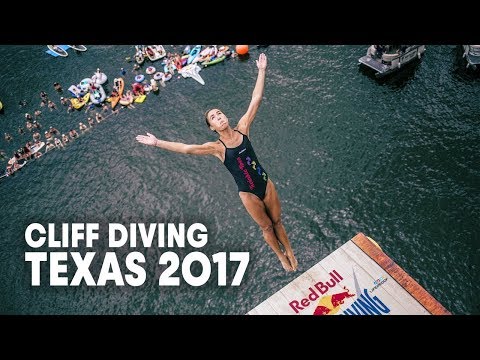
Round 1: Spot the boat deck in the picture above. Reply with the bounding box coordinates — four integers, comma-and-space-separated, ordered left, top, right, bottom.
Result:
359, 55, 389, 74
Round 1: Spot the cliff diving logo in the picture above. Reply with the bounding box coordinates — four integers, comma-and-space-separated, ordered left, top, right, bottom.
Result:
313, 286, 356, 315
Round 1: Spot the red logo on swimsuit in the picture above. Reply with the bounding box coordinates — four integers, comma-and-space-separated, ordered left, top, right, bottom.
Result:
237, 157, 255, 190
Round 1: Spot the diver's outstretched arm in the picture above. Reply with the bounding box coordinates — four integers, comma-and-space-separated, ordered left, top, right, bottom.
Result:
136, 132, 218, 156
237, 53, 267, 135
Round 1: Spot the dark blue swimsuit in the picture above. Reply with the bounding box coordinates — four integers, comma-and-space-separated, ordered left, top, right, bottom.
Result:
219, 130, 269, 200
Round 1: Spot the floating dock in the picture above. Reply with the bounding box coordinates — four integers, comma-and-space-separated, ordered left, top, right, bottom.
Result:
248, 233, 450, 315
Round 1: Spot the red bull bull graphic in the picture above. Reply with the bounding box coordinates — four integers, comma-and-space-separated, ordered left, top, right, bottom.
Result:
288, 270, 345, 314
313, 286, 356, 315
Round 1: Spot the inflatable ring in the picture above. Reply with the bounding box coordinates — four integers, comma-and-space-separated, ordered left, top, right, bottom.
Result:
146, 66, 156, 75
153, 72, 164, 81
79, 78, 93, 92
163, 73, 172, 82
135, 74, 145, 83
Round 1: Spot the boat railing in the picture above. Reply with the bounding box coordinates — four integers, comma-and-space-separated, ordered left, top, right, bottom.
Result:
381, 52, 398, 64
468, 45, 480, 56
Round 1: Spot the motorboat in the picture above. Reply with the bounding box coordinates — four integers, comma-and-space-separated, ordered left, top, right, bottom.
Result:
359, 45, 426, 77
462, 45, 480, 69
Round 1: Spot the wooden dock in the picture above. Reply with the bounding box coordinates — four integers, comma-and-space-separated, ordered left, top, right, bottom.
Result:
248, 233, 450, 315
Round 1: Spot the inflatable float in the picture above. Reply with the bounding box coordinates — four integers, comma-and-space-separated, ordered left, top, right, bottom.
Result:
119, 91, 134, 106
109, 78, 123, 109
69, 45, 87, 52
203, 55, 226, 67
131, 82, 145, 95
90, 84, 106, 105
143, 83, 152, 92
79, 78, 93, 92
68, 85, 83, 97
187, 45, 202, 64
179, 64, 205, 85
150, 79, 159, 92
134, 94, 146, 103
92, 68, 107, 85
70, 93, 90, 110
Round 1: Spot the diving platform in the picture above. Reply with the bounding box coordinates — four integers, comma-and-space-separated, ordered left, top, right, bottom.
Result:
248, 233, 450, 315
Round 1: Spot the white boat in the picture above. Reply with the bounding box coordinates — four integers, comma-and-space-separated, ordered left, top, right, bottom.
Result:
69, 45, 87, 52
462, 45, 480, 69
179, 64, 205, 85
359, 45, 426, 77
47, 45, 68, 57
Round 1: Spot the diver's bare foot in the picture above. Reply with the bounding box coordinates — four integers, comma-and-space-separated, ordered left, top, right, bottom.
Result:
278, 253, 294, 272
286, 252, 298, 271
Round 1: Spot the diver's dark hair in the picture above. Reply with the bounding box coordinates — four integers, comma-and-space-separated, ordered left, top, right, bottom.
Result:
204, 109, 215, 131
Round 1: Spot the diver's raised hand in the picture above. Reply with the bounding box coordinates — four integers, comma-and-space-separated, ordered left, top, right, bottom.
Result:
256, 53, 267, 71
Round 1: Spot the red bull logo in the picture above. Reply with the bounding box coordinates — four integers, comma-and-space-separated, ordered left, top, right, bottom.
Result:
289, 270, 347, 314
313, 286, 356, 315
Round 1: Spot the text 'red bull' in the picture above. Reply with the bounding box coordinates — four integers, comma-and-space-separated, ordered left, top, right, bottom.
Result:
289, 270, 344, 314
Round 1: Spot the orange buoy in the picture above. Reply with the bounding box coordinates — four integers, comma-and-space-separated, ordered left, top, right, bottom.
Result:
236, 45, 249, 55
